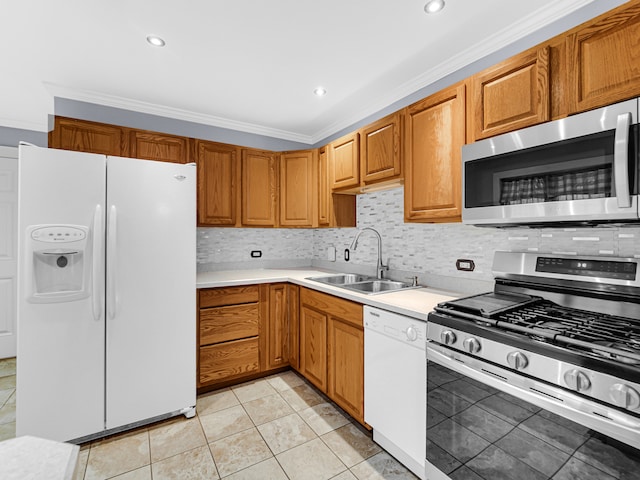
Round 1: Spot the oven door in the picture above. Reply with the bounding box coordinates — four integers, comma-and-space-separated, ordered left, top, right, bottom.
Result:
425, 343, 640, 480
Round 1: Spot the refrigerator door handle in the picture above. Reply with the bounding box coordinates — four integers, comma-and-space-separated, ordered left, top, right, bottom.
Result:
107, 205, 117, 320
92, 204, 103, 321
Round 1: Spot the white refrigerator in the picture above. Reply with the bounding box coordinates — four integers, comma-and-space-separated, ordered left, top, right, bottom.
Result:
16, 145, 196, 443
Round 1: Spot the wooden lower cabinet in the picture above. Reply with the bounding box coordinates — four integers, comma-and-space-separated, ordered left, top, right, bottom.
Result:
299, 287, 365, 425
199, 338, 260, 385
288, 285, 300, 371
264, 283, 289, 370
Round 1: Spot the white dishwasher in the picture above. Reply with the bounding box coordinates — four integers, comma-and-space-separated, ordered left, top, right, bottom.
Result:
364, 306, 426, 480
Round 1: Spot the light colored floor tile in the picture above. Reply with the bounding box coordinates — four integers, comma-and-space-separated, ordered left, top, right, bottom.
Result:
322, 424, 382, 467
277, 437, 347, 480
0, 375, 15, 390
0, 358, 16, 378
300, 402, 350, 436
0, 421, 15, 442
280, 383, 326, 412
5, 390, 15, 406
231, 379, 277, 403
149, 416, 206, 462
223, 457, 288, 480
72, 444, 90, 480
209, 427, 272, 477
332, 471, 358, 480
350, 452, 419, 480
257, 413, 317, 454
0, 402, 16, 425
199, 405, 254, 443
0, 389, 13, 408
265, 371, 306, 391
152, 445, 219, 480
84, 430, 150, 480
110, 465, 151, 479
196, 388, 239, 417
243, 393, 294, 425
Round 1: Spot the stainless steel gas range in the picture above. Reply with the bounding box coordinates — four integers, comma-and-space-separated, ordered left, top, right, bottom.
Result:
426, 251, 640, 480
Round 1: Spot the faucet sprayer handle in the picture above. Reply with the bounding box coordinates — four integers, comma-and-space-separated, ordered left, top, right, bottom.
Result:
405, 276, 419, 287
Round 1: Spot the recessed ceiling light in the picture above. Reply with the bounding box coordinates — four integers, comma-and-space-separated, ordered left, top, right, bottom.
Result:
146, 35, 166, 47
314, 87, 327, 97
424, 0, 445, 14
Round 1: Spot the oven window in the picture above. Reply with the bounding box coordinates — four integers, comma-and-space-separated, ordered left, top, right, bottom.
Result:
464, 126, 638, 209
426, 360, 640, 479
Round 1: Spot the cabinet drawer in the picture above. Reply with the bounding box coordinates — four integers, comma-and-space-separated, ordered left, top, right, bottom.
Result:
200, 303, 259, 345
300, 288, 362, 328
199, 337, 260, 385
199, 285, 259, 308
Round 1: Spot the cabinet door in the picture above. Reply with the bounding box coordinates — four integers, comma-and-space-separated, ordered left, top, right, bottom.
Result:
199, 338, 260, 386
405, 82, 466, 223
288, 285, 300, 372
280, 150, 316, 227
360, 112, 402, 184
196, 140, 240, 226
299, 305, 328, 392
242, 149, 278, 226
330, 132, 360, 190
567, 2, 640, 114
328, 317, 364, 424
265, 283, 289, 370
470, 47, 549, 141
318, 147, 331, 226
49, 117, 126, 156
129, 130, 190, 163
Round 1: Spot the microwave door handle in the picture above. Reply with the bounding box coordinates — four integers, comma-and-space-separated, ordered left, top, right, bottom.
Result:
614, 112, 632, 208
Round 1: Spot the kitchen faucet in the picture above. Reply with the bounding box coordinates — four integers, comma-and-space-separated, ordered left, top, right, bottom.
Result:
349, 227, 389, 279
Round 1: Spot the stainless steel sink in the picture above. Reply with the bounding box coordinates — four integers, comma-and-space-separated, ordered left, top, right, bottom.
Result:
306, 275, 420, 295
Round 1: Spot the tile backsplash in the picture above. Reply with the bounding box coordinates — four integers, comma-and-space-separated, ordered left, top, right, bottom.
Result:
197, 186, 640, 293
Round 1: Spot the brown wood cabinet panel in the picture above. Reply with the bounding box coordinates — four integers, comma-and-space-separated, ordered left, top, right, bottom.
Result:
567, 1, 640, 113
318, 147, 331, 226
288, 284, 300, 372
299, 304, 328, 392
196, 140, 240, 227
242, 149, 278, 226
199, 337, 260, 385
129, 130, 190, 163
265, 283, 289, 370
330, 132, 360, 190
200, 303, 259, 346
328, 317, 364, 424
300, 288, 362, 327
199, 285, 259, 308
470, 47, 549, 141
360, 112, 402, 184
280, 150, 316, 227
49, 117, 126, 156
404, 82, 465, 223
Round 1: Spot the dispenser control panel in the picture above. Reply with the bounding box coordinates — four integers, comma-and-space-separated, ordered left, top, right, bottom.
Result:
31, 226, 87, 242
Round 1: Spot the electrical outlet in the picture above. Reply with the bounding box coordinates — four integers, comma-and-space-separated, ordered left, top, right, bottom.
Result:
456, 259, 475, 271
250, 250, 262, 258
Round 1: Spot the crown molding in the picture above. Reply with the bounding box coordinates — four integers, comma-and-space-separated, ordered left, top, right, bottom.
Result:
310, 0, 596, 143
43, 82, 314, 144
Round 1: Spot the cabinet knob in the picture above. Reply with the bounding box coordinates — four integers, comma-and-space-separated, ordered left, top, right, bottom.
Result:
506, 351, 528, 370
463, 337, 481, 354
564, 369, 591, 392
440, 330, 457, 345
610, 384, 640, 410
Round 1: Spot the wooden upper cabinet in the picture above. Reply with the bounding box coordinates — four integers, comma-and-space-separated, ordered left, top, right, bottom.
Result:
49, 117, 126, 156
129, 130, 190, 163
360, 112, 402, 184
567, 1, 640, 114
242, 149, 278, 226
405, 82, 466, 223
318, 147, 331, 226
470, 46, 549, 141
280, 150, 316, 227
195, 140, 240, 226
330, 132, 359, 190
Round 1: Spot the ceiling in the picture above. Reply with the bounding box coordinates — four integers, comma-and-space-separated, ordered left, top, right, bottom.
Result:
0, 0, 624, 144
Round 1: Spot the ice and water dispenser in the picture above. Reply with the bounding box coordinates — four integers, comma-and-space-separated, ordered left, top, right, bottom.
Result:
25, 225, 91, 303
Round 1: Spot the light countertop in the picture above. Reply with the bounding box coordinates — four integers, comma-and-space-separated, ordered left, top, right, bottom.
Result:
197, 268, 462, 320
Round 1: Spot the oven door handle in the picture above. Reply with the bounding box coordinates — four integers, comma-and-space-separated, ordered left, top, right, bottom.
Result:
613, 112, 632, 208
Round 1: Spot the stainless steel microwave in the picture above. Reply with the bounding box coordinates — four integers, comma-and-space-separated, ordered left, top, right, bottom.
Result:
462, 97, 639, 227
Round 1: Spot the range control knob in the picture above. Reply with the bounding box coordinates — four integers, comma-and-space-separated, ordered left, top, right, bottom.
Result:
405, 326, 418, 342
463, 337, 481, 354
564, 369, 591, 392
506, 351, 528, 370
610, 384, 640, 410
440, 330, 457, 345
